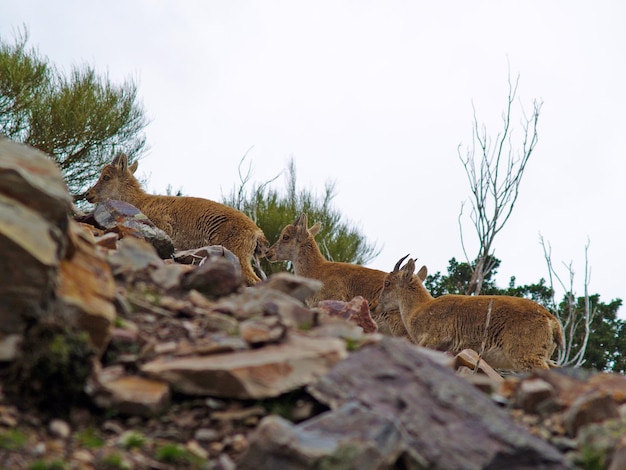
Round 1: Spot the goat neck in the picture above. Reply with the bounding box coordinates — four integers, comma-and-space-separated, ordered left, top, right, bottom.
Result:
291, 238, 327, 277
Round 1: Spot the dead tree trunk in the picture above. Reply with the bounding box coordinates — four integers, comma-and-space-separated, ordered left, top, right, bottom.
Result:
458, 71, 542, 295
540, 235, 595, 367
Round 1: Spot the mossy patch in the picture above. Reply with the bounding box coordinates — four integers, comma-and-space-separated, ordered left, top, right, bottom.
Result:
5, 320, 96, 415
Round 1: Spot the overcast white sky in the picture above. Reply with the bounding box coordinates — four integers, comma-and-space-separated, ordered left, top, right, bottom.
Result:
3, 1, 625, 313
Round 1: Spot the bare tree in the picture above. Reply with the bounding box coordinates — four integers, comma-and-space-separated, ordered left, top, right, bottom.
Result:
540, 235, 595, 367
458, 72, 542, 295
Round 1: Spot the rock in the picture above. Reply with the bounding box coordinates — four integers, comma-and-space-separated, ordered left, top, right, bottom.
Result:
316, 296, 378, 334
211, 280, 317, 330
0, 138, 73, 229
107, 236, 164, 277
93, 199, 175, 258
259, 273, 322, 303
92, 373, 171, 417
608, 435, 626, 470
173, 245, 241, 270
515, 377, 558, 415
586, 372, 626, 403
194, 428, 220, 442
307, 337, 570, 469
531, 368, 596, 408
575, 417, 626, 469
563, 391, 620, 437
239, 402, 411, 470
182, 256, 243, 297
0, 139, 73, 337
141, 332, 347, 399
239, 317, 286, 346
456, 366, 501, 394
54, 221, 116, 354
454, 348, 504, 383
48, 419, 71, 439
0, 333, 22, 361
4, 321, 97, 413
198, 312, 240, 336
150, 263, 192, 290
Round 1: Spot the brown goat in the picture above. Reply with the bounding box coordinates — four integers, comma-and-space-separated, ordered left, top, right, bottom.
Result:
377, 255, 564, 372
84, 153, 268, 285
266, 213, 412, 339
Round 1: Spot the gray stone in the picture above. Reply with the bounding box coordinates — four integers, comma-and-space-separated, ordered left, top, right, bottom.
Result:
94, 199, 175, 258
182, 256, 242, 297
515, 377, 557, 414
0, 139, 72, 334
48, 419, 71, 439
260, 273, 322, 303
564, 391, 620, 437
307, 337, 571, 469
107, 237, 164, 277
238, 402, 416, 470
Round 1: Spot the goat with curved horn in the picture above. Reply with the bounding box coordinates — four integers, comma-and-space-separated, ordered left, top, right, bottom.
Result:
393, 254, 411, 272
377, 257, 564, 372
266, 214, 424, 340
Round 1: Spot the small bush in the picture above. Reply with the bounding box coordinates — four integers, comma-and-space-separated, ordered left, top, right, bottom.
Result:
75, 427, 105, 449
0, 428, 27, 451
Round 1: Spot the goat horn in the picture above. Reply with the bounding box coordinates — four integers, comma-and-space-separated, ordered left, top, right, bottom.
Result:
394, 254, 410, 272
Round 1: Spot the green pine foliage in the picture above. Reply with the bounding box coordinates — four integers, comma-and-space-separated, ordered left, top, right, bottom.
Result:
0, 28, 148, 197
566, 296, 625, 373
222, 156, 380, 276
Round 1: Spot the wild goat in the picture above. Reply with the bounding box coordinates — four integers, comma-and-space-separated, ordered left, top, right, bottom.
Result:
266, 213, 411, 339
84, 153, 268, 285
377, 255, 564, 372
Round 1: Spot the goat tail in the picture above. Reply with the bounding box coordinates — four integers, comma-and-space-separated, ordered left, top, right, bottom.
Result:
255, 233, 269, 258
552, 318, 565, 352
253, 233, 269, 281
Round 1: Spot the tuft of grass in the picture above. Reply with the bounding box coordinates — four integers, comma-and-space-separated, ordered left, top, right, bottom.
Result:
27, 460, 66, 470
344, 337, 359, 352
574, 445, 606, 470
0, 428, 27, 451
119, 430, 146, 450
154, 443, 203, 466
98, 452, 132, 470
75, 427, 105, 449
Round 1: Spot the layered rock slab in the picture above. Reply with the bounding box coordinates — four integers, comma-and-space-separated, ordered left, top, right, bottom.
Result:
141, 333, 347, 399
241, 337, 571, 469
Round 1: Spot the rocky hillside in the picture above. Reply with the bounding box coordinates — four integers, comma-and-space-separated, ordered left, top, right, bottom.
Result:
1, 138, 626, 469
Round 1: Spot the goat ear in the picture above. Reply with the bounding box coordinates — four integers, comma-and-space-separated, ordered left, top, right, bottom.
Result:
294, 213, 307, 228
129, 160, 138, 174
309, 222, 322, 237
417, 265, 428, 281
402, 258, 416, 282
115, 153, 129, 173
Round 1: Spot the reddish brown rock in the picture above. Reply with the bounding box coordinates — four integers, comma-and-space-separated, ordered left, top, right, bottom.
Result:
55, 221, 116, 354
141, 333, 347, 399
93, 373, 171, 417
317, 296, 378, 334
454, 348, 504, 384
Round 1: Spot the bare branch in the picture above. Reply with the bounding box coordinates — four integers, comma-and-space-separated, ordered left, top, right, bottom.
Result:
540, 234, 594, 367
458, 69, 540, 295
474, 299, 494, 374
